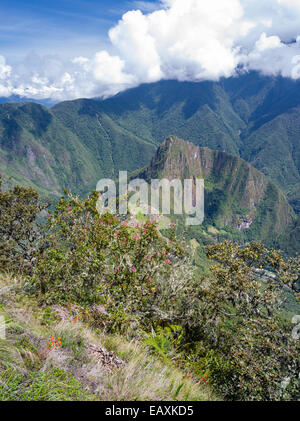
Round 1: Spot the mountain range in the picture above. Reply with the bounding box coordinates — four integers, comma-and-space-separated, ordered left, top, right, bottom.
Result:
0, 71, 299, 253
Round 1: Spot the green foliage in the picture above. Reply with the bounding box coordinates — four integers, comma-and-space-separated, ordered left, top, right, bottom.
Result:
194, 241, 300, 400
0, 174, 49, 272
279, 215, 300, 256
41, 307, 58, 326
30, 189, 199, 332
0, 367, 95, 401
143, 325, 184, 364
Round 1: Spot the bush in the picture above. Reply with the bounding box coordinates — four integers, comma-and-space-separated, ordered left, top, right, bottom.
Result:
0, 174, 49, 272
31, 190, 200, 332
193, 241, 300, 400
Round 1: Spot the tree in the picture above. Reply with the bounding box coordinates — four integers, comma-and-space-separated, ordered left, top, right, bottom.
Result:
195, 241, 299, 400
32, 190, 199, 332
0, 174, 50, 272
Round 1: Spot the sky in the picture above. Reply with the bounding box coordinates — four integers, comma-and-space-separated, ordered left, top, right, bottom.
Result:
1, 0, 300, 101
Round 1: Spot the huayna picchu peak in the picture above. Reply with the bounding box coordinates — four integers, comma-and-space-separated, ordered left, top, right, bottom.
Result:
131, 135, 296, 248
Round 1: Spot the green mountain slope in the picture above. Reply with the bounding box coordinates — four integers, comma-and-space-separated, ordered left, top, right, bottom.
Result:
131, 136, 296, 247
242, 109, 300, 212
0, 101, 155, 197
93, 80, 245, 154
279, 215, 300, 256
89, 75, 300, 214
0, 74, 299, 252
1, 73, 299, 212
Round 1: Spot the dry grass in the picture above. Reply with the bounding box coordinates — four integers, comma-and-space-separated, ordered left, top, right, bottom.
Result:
0, 275, 215, 401
99, 335, 213, 401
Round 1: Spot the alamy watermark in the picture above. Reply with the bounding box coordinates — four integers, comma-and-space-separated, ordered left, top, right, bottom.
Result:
96, 171, 204, 226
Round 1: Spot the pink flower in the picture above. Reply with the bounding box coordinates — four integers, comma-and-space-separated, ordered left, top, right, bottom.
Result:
156, 251, 160, 256
97, 193, 101, 198
47, 214, 51, 218
166, 259, 171, 264
115, 268, 120, 274
133, 235, 139, 240
147, 256, 151, 261
162, 250, 166, 255
67, 206, 72, 211
144, 230, 147, 234
83, 229, 87, 233
122, 221, 127, 226
171, 222, 175, 227
116, 231, 119, 237
171, 297, 175, 301
99, 220, 104, 225
131, 267, 136, 272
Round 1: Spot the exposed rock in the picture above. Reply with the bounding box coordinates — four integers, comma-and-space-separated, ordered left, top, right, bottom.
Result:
237, 216, 253, 231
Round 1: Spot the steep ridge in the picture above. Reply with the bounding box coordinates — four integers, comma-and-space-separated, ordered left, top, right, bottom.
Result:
90, 75, 300, 213
131, 136, 296, 247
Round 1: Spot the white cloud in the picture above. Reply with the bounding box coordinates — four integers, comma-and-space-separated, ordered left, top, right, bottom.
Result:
130, 1, 163, 13
255, 32, 282, 51
0, 56, 11, 80
277, 0, 300, 11
1, 0, 300, 100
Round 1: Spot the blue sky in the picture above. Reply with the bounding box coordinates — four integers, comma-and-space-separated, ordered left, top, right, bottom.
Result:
0, 0, 159, 61
1, 0, 300, 101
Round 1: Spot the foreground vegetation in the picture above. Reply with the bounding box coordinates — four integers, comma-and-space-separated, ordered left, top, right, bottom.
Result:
0, 175, 299, 401
0, 274, 210, 401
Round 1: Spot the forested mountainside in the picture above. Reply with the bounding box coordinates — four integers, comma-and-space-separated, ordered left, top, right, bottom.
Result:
130, 136, 295, 248
0, 101, 155, 197
86, 73, 300, 214
1, 72, 300, 211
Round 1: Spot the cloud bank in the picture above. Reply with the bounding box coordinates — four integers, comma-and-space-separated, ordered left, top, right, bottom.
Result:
1, 0, 300, 100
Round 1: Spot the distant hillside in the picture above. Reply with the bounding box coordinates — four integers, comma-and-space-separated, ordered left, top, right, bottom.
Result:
1, 73, 300, 212
0, 101, 155, 197
279, 215, 300, 256
93, 74, 300, 214
0, 95, 56, 108
0, 73, 299, 253
131, 136, 296, 248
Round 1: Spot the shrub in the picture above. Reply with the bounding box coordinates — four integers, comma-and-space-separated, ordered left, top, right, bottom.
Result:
193, 241, 300, 400
31, 190, 200, 332
0, 174, 49, 272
